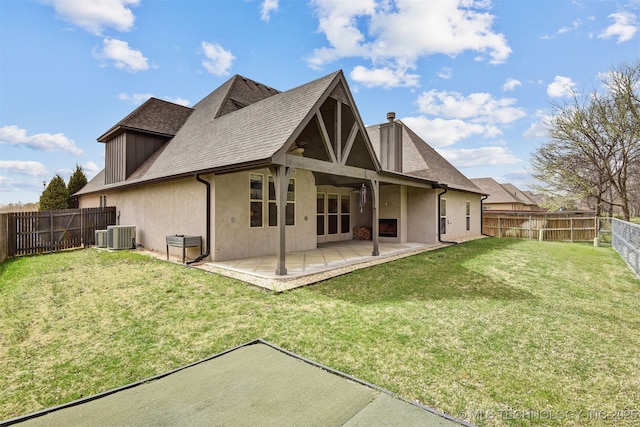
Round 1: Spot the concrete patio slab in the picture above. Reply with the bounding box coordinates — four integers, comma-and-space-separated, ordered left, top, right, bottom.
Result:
196, 241, 448, 292
3, 340, 470, 427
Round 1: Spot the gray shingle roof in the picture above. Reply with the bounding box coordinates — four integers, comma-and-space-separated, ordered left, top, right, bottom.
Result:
367, 121, 482, 194
500, 183, 537, 205
470, 177, 530, 205
97, 98, 194, 142
78, 71, 341, 194
131, 71, 340, 183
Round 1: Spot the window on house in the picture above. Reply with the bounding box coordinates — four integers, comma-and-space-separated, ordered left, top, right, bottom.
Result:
466, 201, 471, 231
268, 177, 277, 227
440, 198, 447, 235
340, 194, 350, 233
267, 176, 295, 227
317, 193, 325, 235
250, 174, 263, 227
328, 194, 338, 234
99, 195, 107, 208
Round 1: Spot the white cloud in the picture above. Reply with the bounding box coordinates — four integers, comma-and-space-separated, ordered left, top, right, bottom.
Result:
0, 125, 84, 155
547, 75, 576, 98
542, 18, 583, 39
47, 0, 139, 35
598, 11, 638, 43
118, 93, 190, 107
200, 41, 235, 76
0, 160, 49, 177
502, 78, 522, 91
94, 38, 149, 72
523, 110, 552, 138
260, 0, 279, 22
402, 117, 489, 147
350, 65, 419, 88
118, 92, 153, 105
437, 67, 452, 80
403, 88, 525, 146
415, 90, 526, 124
437, 146, 521, 168
307, 0, 511, 88
82, 161, 101, 177
165, 97, 190, 107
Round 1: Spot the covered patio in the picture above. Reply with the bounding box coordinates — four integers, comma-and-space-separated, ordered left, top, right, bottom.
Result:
197, 240, 447, 292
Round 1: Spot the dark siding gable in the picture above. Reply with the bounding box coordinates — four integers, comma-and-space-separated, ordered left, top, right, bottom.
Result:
105, 131, 169, 184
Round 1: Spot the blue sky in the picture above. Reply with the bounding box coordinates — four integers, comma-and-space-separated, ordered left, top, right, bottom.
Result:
1, 0, 638, 205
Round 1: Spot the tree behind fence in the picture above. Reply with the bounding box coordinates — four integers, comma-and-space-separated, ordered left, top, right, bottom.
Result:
5, 207, 116, 257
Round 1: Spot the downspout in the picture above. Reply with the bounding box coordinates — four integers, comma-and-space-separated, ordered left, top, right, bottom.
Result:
436, 185, 457, 245
480, 194, 492, 237
187, 174, 211, 265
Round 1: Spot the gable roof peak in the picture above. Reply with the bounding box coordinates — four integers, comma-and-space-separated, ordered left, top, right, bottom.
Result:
97, 97, 194, 142
209, 74, 281, 118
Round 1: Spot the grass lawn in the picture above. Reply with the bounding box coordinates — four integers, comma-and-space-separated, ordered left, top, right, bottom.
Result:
1, 238, 639, 426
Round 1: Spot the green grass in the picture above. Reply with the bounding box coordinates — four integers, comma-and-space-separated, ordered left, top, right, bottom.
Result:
1, 239, 639, 426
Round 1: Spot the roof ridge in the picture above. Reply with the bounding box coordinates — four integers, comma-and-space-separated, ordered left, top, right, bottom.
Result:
97, 97, 194, 142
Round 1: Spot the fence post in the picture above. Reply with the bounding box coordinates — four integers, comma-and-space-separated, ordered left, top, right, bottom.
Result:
529, 215, 532, 240
498, 216, 501, 238
570, 217, 573, 243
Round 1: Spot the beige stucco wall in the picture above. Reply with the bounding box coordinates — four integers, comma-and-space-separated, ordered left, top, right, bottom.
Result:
78, 170, 482, 261
79, 170, 317, 262
407, 187, 438, 244
213, 168, 317, 261
80, 177, 208, 260
440, 189, 482, 241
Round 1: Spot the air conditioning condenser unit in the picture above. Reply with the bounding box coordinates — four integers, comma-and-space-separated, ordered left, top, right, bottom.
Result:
107, 225, 136, 250
95, 230, 108, 248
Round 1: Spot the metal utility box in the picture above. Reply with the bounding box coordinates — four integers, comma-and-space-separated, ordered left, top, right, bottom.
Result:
166, 235, 202, 263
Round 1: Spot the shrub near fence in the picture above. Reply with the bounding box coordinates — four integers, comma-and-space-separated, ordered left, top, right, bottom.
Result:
5, 207, 116, 257
482, 212, 597, 242
612, 218, 640, 278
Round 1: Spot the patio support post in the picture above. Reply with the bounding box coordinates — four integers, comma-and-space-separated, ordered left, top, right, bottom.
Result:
370, 178, 380, 256
270, 165, 293, 275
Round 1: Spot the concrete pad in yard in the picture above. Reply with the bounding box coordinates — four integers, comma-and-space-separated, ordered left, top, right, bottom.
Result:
4, 341, 469, 427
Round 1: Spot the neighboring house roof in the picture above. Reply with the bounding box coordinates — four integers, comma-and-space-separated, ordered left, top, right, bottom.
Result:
500, 183, 537, 206
523, 190, 544, 206
471, 177, 524, 205
367, 121, 482, 194
98, 98, 195, 142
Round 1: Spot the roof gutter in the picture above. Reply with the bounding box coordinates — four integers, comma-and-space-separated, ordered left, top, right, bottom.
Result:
436, 185, 457, 245
187, 174, 211, 265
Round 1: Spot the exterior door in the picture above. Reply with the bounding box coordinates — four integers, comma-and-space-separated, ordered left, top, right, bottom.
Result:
317, 192, 351, 243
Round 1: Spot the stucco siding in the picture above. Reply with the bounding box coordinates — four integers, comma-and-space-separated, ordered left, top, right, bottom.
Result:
440, 190, 482, 240
78, 177, 207, 260
213, 169, 316, 261
407, 188, 438, 244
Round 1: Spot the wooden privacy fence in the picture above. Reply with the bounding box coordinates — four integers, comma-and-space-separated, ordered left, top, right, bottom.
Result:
482, 212, 597, 242
6, 207, 116, 257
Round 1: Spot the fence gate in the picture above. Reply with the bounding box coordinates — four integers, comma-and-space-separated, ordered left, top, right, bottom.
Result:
7, 207, 116, 257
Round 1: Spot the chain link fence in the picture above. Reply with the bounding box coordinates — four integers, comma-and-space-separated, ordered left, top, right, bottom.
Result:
611, 218, 640, 278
